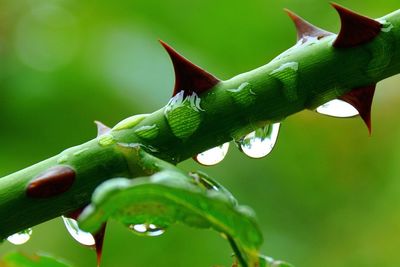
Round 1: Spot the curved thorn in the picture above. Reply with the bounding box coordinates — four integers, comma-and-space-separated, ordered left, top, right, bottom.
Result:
95, 121, 111, 137
284, 8, 333, 41
331, 2, 382, 48
339, 85, 376, 135
159, 40, 220, 97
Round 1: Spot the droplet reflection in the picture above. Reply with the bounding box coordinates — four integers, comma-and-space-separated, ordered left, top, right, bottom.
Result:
129, 223, 165, 237
195, 142, 230, 166
62, 216, 95, 246
239, 123, 281, 159
316, 99, 359, 117
7, 228, 32, 245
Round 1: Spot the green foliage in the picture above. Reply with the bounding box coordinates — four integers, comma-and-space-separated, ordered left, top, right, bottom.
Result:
79, 169, 262, 266
0, 252, 71, 267
1, 1, 400, 267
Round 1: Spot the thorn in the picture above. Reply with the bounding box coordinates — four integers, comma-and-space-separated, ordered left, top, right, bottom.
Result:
159, 40, 220, 97
331, 3, 382, 48
339, 85, 376, 135
95, 121, 111, 137
26, 166, 76, 198
94, 223, 107, 267
284, 9, 333, 41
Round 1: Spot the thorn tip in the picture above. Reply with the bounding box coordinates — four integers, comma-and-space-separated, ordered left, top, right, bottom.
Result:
160, 40, 220, 97
339, 85, 376, 135
284, 8, 333, 42
331, 3, 382, 48
95, 121, 111, 137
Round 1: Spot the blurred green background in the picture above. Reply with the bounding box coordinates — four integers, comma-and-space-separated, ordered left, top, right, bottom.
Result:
1, 0, 400, 266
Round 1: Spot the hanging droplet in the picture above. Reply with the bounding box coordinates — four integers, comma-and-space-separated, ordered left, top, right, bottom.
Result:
129, 223, 165, 237
316, 99, 359, 117
7, 228, 32, 245
194, 142, 230, 166
239, 123, 281, 159
62, 216, 95, 246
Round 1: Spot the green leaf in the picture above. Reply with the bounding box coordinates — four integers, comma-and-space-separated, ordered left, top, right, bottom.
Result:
79, 169, 263, 266
0, 252, 72, 267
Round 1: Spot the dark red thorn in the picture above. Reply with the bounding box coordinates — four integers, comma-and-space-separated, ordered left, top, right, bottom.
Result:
95, 121, 111, 137
284, 9, 333, 41
339, 84, 376, 135
331, 3, 382, 48
26, 166, 76, 198
94, 223, 107, 267
159, 40, 220, 97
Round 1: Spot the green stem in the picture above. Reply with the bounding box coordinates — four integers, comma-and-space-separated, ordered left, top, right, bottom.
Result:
227, 235, 248, 267
0, 9, 399, 240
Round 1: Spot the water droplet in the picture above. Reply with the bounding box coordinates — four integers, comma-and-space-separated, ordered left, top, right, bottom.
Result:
134, 124, 159, 140
270, 62, 299, 102
7, 228, 32, 245
195, 142, 230, 166
380, 20, 394, 33
164, 91, 203, 139
97, 134, 115, 146
239, 123, 280, 159
129, 223, 165, 237
226, 82, 257, 107
316, 99, 359, 117
271, 62, 299, 74
113, 114, 148, 131
62, 216, 95, 246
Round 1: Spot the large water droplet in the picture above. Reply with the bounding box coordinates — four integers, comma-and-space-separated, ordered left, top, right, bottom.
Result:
7, 228, 32, 245
129, 223, 165, 237
316, 99, 358, 117
164, 91, 203, 139
239, 123, 280, 159
194, 142, 230, 166
62, 216, 95, 246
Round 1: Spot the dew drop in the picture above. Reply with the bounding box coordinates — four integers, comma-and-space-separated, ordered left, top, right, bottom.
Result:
380, 20, 394, 33
316, 99, 359, 117
194, 142, 230, 166
7, 228, 32, 245
134, 124, 159, 140
113, 114, 149, 131
164, 91, 203, 139
239, 123, 280, 159
97, 134, 115, 146
129, 223, 165, 237
62, 216, 95, 246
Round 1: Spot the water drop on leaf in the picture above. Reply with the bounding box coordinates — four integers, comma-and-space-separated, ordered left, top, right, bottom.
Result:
62, 216, 95, 246
316, 99, 359, 117
97, 134, 115, 147
7, 228, 32, 245
239, 123, 280, 159
129, 223, 165, 237
194, 142, 230, 166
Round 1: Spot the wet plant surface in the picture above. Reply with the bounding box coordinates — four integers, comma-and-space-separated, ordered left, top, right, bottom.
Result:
1, 1, 400, 267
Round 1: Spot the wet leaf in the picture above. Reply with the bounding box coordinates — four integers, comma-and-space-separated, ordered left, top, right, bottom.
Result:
79, 170, 263, 265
